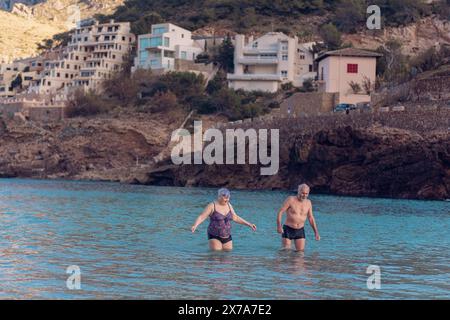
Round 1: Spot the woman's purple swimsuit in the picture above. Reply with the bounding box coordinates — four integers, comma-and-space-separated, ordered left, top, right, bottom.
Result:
207, 203, 232, 238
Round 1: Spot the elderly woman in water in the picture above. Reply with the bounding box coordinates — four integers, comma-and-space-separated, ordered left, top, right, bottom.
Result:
191, 188, 257, 251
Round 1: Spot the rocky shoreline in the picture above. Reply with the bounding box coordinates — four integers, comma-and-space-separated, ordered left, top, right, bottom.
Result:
1, 109, 449, 201
142, 126, 450, 201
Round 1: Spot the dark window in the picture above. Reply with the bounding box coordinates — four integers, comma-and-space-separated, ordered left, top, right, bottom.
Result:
347, 64, 358, 73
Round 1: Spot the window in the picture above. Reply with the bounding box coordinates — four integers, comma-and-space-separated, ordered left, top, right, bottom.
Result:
252, 42, 258, 48
309, 65, 313, 72
139, 50, 149, 65
181, 51, 187, 59
281, 70, 288, 77
153, 26, 167, 35
143, 37, 162, 47
181, 34, 184, 38
150, 59, 160, 67
282, 55, 288, 61
347, 64, 358, 73
164, 37, 170, 47
300, 54, 305, 60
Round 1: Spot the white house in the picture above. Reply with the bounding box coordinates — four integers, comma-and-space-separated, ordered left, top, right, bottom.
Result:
132, 23, 204, 73
227, 32, 317, 93
316, 48, 382, 104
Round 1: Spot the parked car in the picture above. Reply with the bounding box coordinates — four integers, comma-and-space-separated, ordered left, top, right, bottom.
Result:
355, 102, 372, 113
333, 103, 356, 113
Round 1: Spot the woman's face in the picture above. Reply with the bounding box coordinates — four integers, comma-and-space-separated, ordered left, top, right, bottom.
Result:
218, 194, 230, 204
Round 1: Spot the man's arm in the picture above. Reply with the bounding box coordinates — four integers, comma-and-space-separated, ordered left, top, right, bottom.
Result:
307, 201, 320, 241
277, 197, 291, 233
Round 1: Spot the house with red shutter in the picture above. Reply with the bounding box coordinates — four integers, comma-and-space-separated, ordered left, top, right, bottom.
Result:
316, 48, 382, 105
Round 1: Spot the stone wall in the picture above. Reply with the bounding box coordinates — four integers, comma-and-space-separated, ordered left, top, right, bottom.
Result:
174, 59, 214, 73
26, 106, 65, 122
280, 92, 339, 117
0, 103, 22, 118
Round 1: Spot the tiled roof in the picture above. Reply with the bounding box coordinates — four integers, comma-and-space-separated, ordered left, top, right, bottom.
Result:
316, 48, 383, 62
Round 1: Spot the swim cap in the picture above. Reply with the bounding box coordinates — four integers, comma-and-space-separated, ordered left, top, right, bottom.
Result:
218, 188, 231, 198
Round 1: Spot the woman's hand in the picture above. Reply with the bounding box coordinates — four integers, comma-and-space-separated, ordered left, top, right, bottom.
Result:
191, 225, 197, 233
249, 223, 257, 231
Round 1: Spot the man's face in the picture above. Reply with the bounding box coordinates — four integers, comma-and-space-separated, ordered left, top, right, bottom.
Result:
298, 188, 309, 200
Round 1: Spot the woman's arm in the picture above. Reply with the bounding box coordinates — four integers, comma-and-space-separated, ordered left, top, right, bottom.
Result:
229, 204, 257, 231
191, 203, 213, 232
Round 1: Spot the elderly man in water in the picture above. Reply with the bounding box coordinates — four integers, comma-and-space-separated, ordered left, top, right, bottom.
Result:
276, 184, 320, 251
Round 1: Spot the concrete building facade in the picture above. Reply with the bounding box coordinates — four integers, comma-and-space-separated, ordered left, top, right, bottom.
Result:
30, 19, 135, 95
227, 33, 316, 93
132, 23, 204, 73
316, 48, 382, 105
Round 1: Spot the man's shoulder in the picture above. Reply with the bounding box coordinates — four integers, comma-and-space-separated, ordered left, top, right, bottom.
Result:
286, 196, 296, 202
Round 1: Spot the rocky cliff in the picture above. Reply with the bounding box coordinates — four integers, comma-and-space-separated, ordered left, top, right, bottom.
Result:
142, 108, 450, 201
1, 108, 449, 200
344, 16, 450, 56
0, 110, 183, 181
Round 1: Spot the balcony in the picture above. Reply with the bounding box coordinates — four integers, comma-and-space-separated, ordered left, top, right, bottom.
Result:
227, 73, 283, 81
242, 46, 278, 55
237, 56, 278, 65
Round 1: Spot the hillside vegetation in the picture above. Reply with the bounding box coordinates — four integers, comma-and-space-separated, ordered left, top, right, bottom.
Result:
97, 0, 450, 35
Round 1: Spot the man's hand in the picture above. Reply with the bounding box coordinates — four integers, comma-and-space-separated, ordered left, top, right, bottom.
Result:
191, 225, 197, 233
249, 223, 257, 232
277, 225, 283, 234
315, 233, 321, 241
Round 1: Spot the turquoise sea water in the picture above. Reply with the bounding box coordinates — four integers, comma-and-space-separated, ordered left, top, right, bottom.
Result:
0, 178, 449, 299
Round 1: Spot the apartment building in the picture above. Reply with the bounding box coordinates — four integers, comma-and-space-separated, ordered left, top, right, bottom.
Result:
132, 23, 204, 73
0, 61, 27, 97
33, 19, 135, 95
316, 48, 382, 104
227, 33, 317, 93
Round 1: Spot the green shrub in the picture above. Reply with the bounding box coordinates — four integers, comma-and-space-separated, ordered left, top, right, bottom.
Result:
206, 71, 226, 94
66, 90, 112, 117
140, 90, 179, 113
319, 23, 342, 51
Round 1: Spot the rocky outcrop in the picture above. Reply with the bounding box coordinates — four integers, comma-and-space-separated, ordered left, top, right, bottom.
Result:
143, 126, 450, 200
344, 16, 450, 56
1, 108, 449, 200
0, 111, 181, 180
